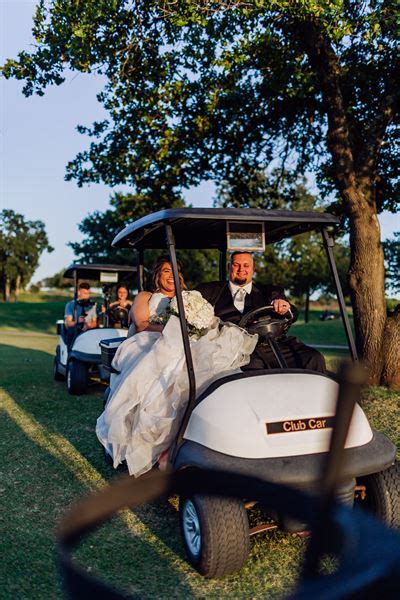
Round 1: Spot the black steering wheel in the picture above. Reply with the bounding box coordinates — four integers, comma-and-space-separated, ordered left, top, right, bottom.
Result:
108, 305, 129, 328
238, 305, 293, 340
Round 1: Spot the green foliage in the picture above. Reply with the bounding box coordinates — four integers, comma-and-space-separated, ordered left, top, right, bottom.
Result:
383, 232, 400, 293
2, 1, 398, 212
70, 191, 218, 287
42, 269, 71, 289
0, 209, 53, 300
386, 297, 400, 312
218, 171, 350, 300
69, 191, 182, 264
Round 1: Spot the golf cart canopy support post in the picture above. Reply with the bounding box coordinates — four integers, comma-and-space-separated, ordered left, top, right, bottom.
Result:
219, 249, 227, 281
322, 229, 358, 362
165, 224, 197, 453
137, 250, 144, 292
73, 269, 78, 324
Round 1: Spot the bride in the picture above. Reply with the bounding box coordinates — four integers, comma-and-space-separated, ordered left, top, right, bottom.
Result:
96, 256, 257, 477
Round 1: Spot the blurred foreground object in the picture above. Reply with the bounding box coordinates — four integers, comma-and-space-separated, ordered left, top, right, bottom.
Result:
57, 363, 400, 597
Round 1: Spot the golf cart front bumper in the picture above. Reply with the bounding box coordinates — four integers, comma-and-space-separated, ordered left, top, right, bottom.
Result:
174, 431, 395, 486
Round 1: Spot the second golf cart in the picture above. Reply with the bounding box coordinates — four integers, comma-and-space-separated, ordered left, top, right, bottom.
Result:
102, 208, 399, 578
53, 263, 136, 395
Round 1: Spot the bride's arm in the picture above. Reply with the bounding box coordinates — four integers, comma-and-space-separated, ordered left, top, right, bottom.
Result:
131, 292, 163, 332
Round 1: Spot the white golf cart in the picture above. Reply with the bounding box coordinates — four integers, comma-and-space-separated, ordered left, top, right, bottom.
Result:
53, 264, 136, 396
102, 208, 399, 578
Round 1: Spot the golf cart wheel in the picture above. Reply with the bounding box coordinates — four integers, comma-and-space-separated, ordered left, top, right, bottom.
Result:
179, 494, 250, 578
67, 360, 88, 396
356, 461, 400, 528
53, 357, 65, 381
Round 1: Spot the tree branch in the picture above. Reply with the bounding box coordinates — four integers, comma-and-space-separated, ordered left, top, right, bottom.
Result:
294, 19, 358, 203
360, 59, 400, 174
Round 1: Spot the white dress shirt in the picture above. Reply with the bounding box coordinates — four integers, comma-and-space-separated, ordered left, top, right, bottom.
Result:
229, 281, 253, 313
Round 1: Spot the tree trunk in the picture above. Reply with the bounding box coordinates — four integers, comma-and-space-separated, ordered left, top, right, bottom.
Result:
381, 308, 400, 388
298, 21, 399, 385
4, 277, 11, 302
15, 274, 21, 302
347, 184, 388, 384
304, 287, 310, 324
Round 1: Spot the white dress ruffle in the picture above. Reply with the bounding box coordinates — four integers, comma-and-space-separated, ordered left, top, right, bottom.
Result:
96, 293, 257, 477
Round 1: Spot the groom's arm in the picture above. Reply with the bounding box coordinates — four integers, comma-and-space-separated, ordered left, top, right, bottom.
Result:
262, 284, 299, 323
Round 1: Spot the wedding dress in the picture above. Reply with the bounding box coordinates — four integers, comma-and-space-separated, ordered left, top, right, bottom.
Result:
96, 292, 257, 477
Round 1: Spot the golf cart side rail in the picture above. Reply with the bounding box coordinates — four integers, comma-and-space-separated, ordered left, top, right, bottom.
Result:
322, 229, 358, 361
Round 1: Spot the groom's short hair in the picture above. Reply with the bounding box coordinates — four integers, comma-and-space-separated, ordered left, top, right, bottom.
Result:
229, 251, 254, 264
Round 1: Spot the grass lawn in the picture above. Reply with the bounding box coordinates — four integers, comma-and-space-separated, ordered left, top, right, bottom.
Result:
292, 308, 353, 348
0, 303, 399, 598
0, 293, 103, 335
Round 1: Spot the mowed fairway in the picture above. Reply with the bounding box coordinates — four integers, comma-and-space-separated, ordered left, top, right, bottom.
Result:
1, 302, 399, 598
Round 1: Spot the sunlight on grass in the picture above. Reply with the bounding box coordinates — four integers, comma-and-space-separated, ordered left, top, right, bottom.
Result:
1, 324, 398, 598
1, 390, 104, 489
0, 390, 198, 592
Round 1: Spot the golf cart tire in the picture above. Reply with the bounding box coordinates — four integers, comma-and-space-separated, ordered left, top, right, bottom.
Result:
179, 494, 250, 578
356, 461, 400, 528
67, 360, 88, 396
53, 357, 65, 381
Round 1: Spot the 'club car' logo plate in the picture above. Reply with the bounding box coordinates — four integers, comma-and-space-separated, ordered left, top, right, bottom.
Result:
266, 416, 335, 434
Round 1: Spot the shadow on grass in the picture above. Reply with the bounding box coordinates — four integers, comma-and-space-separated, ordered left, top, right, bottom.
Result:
0, 342, 196, 598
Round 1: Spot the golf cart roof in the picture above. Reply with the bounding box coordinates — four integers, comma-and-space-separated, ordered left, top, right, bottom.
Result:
112, 208, 340, 250
63, 263, 137, 280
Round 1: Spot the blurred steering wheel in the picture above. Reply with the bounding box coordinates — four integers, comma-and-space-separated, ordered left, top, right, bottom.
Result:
108, 306, 129, 329
238, 305, 293, 340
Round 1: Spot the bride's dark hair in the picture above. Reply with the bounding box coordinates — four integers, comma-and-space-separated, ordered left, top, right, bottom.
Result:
152, 255, 187, 292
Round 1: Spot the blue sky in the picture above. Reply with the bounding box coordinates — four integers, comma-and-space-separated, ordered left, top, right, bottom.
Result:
1, 1, 398, 283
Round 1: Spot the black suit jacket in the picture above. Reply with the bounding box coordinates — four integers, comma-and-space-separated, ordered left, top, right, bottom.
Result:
196, 281, 298, 325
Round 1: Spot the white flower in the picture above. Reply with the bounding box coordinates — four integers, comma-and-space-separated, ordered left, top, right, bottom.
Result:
170, 290, 214, 336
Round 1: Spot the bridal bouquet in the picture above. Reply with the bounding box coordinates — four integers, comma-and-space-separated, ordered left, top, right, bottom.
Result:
169, 290, 215, 338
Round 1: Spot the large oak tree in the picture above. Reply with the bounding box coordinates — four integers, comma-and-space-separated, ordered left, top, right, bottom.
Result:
3, 1, 398, 382
0, 210, 53, 301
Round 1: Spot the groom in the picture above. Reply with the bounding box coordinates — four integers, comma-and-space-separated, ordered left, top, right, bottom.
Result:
196, 251, 326, 372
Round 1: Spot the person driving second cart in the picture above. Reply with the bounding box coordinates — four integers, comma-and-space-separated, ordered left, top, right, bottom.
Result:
101, 283, 132, 328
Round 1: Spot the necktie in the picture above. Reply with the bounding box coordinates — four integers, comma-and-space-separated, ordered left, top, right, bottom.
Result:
234, 287, 246, 312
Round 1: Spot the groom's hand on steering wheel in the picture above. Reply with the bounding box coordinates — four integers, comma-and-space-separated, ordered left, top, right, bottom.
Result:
272, 299, 291, 315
